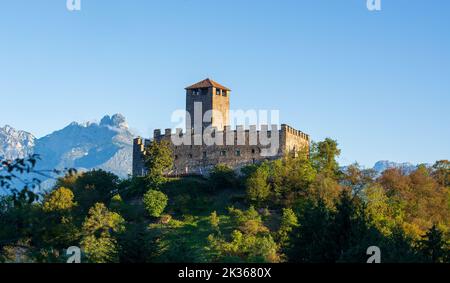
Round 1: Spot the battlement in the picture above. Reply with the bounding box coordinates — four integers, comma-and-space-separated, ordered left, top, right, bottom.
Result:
281, 124, 310, 141
151, 124, 309, 139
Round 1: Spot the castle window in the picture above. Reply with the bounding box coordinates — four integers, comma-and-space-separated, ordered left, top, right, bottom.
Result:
175, 155, 178, 160
203, 151, 207, 159
220, 150, 227, 156
235, 150, 241, 156
251, 149, 256, 154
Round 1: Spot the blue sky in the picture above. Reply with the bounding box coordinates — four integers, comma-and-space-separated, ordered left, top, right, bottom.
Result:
0, 0, 449, 167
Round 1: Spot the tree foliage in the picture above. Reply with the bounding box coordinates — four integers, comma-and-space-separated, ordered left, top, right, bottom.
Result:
143, 189, 168, 217
144, 140, 173, 188
81, 203, 125, 263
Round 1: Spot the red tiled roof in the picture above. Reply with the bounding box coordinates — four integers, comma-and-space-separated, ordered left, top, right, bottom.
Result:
185, 78, 231, 91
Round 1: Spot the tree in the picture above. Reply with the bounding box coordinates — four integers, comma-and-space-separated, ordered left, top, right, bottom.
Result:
341, 163, 376, 197
144, 140, 173, 188
43, 187, 77, 212
431, 160, 450, 187
81, 203, 125, 263
308, 173, 342, 209
246, 164, 271, 205
71, 170, 120, 213
207, 207, 280, 263
364, 184, 397, 236
210, 211, 220, 231
143, 189, 168, 217
288, 199, 334, 262
268, 155, 317, 207
117, 223, 155, 263
311, 138, 341, 178
417, 225, 448, 263
209, 164, 237, 191
278, 208, 298, 248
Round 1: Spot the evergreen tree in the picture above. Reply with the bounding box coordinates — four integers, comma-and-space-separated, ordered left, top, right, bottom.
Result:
418, 225, 449, 263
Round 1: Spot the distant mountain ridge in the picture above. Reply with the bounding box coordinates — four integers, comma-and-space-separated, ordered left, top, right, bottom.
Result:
0, 114, 135, 182
340, 160, 421, 176
372, 160, 418, 175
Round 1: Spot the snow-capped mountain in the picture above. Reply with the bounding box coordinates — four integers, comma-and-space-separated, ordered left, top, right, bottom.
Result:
0, 125, 35, 160
1, 114, 134, 181
340, 160, 420, 176
372, 160, 418, 175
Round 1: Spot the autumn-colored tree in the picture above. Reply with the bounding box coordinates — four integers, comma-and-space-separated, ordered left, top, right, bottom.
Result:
43, 187, 77, 212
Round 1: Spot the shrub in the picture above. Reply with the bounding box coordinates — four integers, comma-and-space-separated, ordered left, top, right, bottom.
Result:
143, 190, 168, 217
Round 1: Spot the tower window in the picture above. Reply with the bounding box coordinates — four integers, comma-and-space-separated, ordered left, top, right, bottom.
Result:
192, 89, 200, 95
189, 154, 193, 158
235, 150, 241, 156
222, 90, 227, 97
220, 151, 227, 156
251, 149, 256, 154
203, 151, 207, 158
216, 89, 221, 96
175, 155, 179, 160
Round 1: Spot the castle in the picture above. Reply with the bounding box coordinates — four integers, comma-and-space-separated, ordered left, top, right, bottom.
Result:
132, 78, 310, 176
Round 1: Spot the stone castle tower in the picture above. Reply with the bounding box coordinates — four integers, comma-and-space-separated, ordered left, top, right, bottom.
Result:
185, 78, 231, 132
133, 78, 310, 176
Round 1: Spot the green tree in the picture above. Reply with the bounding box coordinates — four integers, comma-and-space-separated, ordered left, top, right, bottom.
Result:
311, 138, 341, 178
288, 199, 334, 262
208, 207, 280, 263
117, 223, 155, 263
81, 203, 125, 263
70, 170, 120, 214
209, 164, 237, 191
364, 184, 398, 236
418, 225, 449, 263
144, 140, 173, 188
210, 211, 220, 231
278, 208, 298, 248
246, 164, 271, 205
143, 189, 168, 217
39, 187, 80, 252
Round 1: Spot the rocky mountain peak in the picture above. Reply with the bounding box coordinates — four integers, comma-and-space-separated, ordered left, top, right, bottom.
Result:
100, 113, 128, 129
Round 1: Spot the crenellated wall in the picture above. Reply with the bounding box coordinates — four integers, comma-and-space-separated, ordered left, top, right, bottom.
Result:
132, 124, 310, 176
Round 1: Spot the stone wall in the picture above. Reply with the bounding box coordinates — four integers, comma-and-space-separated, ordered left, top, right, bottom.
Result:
132, 124, 310, 177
